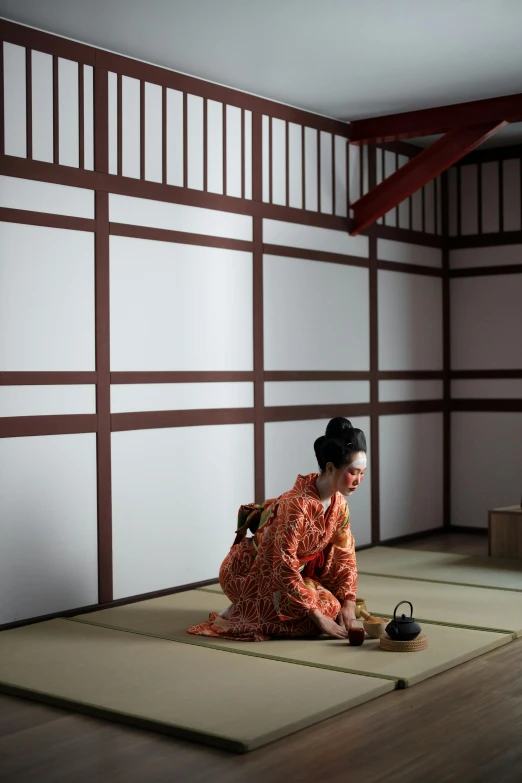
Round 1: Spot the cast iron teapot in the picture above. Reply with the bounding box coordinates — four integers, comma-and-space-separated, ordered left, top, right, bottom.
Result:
385, 601, 421, 641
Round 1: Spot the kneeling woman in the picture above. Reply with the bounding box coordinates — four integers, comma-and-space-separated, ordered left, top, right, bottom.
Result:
188, 417, 366, 642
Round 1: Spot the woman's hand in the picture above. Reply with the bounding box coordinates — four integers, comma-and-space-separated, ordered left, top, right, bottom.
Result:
337, 599, 358, 631
310, 609, 348, 639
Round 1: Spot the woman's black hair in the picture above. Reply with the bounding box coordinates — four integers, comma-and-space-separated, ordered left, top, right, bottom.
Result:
313, 417, 367, 472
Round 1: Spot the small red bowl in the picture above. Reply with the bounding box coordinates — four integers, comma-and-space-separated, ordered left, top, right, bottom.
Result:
348, 627, 365, 646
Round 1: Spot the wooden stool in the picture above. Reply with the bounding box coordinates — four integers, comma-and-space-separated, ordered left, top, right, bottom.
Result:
488, 506, 522, 558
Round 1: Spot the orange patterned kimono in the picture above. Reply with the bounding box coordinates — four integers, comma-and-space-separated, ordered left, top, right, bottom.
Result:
188, 473, 357, 641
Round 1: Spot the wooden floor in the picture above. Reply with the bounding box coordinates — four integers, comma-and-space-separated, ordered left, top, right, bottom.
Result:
2, 532, 522, 783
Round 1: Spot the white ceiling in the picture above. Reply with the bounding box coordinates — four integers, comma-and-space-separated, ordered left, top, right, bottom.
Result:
2, 0, 522, 147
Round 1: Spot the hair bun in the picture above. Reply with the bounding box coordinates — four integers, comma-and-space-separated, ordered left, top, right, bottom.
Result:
313, 435, 327, 464
325, 417, 354, 441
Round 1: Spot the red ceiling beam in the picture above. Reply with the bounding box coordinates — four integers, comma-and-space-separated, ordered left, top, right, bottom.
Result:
348, 93, 522, 144
350, 121, 505, 236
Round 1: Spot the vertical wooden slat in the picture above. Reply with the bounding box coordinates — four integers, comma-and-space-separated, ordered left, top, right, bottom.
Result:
430, 177, 439, 234
317, 129, 321, 213
93, 66, 108, 173
53, 55, 59, 164
456, 164, 462, 235
368, 144, 380, 544
345, 138, 350, 217
162, 85, 167, 185
253, 215, 265, 504
25, 48, 32, 160
222, 101, 227, 196
268, 116, 272, 204
498, 159, 504, 232
0, 45, 4, 156
285, 119, 289, 207
331, 133, 335, 215
380, 147, 385, 225
477, 162, 483, 234
140, 79, 145, 180
183, 91, 188, 188
251, 111, 264, 502
395, 152, 400, 227
78, 63, 84, 169
359, 146, 364, 199
95, 190, 113, 604
241, 107, 245, 200
203, 97, 208, 192
301, 124, 305, 209
117, 73, 122, 176
441, 171, 451, 529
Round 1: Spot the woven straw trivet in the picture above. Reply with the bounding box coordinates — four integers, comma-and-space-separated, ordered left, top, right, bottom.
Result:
379, 633, 428, 652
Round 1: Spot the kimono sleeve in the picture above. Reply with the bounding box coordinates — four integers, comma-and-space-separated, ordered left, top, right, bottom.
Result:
319, 504, 358, 602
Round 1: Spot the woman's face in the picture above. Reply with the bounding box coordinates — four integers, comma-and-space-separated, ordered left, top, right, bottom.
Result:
331, 451, 367, 497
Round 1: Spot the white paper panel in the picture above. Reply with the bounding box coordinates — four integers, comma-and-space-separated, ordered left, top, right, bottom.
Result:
264, 254, 369, 371
0, 175, 94, 218
397, 155, 410, 229
379, 380, 444, 402
121, 75, 140, 179
383, 150, 397, 226
58, 58, 79, 168
304, 126, 318, 211
451, 379, 522, 399
377, 239, 442, 268
31, 50, 53, 163
244, 110, 252, 200
206, 99, 223, 194
271, 117, 286, 206
3, 42, 26, 158
108, 71, 118, 175
288, 122, 303, 209
451, 275, 522, 369
380, 413, 443, 539
448, 167, 458, 236
264, 381, 370, 407
226, 104, 242, 198
460, 164, 478, 235
452, 412, 522, 528
263, 218, 369, 257
0, 433, 98, 624
145, 81, 162, 183
110, 235, 252, 371
0, 385, 96, 417
262, 114, 269, 202
378, 271, 443, 371
320, 131, 333, 215
83, 65, 94, 170
187, 94, 203, 190
450, 245, 522, 269
334, 134, 347, 217
111, 382, 254, 413
482, 161, 500, 233
166, 88, 183, 187
111, 424, 255, 598
424, 179, 435, 234
264, 417, 372, 547
109, 193, 252, 240
0, 222, 95, 371
502, 158, 521, 232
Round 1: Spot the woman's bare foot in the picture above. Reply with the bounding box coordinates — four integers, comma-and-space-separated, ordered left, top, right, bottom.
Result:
219, 603, 234, 620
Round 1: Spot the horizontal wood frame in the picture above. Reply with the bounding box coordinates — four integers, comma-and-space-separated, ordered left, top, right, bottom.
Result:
1, 19, 520, 626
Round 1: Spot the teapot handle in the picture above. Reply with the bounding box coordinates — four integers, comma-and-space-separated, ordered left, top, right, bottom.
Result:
393, 601, 413, 620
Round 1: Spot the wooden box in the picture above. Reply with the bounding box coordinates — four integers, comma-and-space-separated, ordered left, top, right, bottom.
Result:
488, 506, 522, 559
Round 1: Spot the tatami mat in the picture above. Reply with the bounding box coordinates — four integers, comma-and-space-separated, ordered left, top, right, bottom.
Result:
71, 589, 512, 687
0, 619, 394, 753
357, 546, 522, 592
356, 573, 522, 637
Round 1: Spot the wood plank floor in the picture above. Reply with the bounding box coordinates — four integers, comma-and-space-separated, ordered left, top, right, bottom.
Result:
2, 533, 521, 783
